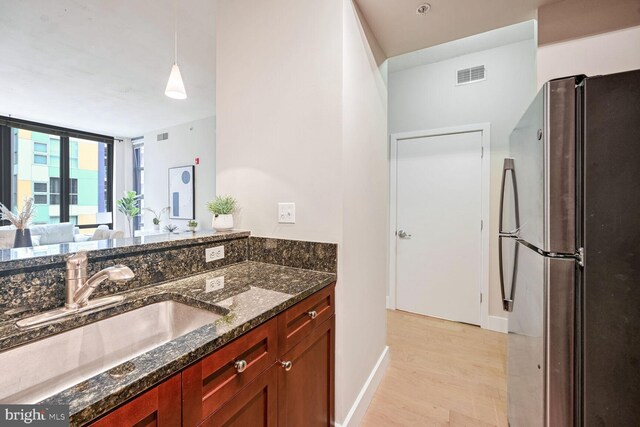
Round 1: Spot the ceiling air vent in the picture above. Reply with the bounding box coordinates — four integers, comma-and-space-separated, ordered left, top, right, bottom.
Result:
157, 132, 169, 141
456, 65, 486, 85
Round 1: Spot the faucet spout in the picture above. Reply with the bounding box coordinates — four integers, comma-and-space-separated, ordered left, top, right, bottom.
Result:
65, 251, 135, 309
73, 265, 134, 307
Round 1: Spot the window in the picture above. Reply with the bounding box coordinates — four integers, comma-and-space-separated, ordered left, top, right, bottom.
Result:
50, 177, 60, 205
0, 116, 114, 229
70, 178, 78, 205
33, 182, 48, 205
133, 142, 144, 231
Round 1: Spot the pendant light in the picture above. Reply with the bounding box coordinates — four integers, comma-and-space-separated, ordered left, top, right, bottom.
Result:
165, 27, 187, 99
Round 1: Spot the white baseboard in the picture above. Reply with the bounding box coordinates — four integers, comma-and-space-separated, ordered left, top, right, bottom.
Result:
337, 346, 390, 427
486, 315, 508, 333
386, 295, 396, 309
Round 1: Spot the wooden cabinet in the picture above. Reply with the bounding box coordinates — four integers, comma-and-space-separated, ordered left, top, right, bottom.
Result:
200, 366, 278, 427
182, 318, 278, 426
86, 283, 335, 427
278, 285, 334, 355
88, 374, 181, 427
278, 315, 335, 427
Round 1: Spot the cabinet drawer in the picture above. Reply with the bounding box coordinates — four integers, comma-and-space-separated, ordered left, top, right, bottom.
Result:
182, 317, 278, 427
87, 374, 181, 427
278, 284, 335, 356
200, 366, 278, 427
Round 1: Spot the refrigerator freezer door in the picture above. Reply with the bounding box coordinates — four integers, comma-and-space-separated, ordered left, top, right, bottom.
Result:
582, 69, 640, 426
506, 240, 575, 427
506, 78, 576, 254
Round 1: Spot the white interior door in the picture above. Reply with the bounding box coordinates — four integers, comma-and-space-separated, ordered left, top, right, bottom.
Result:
396, 131, 482, 325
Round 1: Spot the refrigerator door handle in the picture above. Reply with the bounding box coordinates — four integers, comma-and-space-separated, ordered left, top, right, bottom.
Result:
499, 158, 521, 236
499, 237, 519, 313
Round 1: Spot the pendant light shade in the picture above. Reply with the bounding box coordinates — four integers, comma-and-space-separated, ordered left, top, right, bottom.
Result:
165, 64, 187, 99
165, 31, 187, 99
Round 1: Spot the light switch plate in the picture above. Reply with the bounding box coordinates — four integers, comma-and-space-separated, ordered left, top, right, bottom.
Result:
205, 246, 225, 262
205, 276, 225, 292
278, 203, 296, 224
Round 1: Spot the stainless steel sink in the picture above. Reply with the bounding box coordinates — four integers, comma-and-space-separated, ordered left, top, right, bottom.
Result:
0, 300, 221, 403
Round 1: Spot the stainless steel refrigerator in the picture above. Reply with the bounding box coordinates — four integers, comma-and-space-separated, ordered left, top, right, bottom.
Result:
499, 69, 640, 426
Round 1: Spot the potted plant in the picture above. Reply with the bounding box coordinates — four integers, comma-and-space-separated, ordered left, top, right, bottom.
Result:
0, 197, 36, 248
116, 191, 141, 238
145, 206, 169, 231
164, 224, 179, 233
187, 220, 198, 232
207, 196, 236, 231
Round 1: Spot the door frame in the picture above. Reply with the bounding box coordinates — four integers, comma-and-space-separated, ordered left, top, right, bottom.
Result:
388, 123, 491, 330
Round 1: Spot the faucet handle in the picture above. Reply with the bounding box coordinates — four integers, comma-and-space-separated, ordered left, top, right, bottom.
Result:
66, 250, 88, 269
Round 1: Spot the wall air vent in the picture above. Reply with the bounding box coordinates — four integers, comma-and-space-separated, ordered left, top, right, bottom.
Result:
157, 132, 169, 141
456, 65, 486, 85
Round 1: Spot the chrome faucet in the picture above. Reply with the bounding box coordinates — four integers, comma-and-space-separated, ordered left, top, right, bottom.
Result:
65, 250, 135, 309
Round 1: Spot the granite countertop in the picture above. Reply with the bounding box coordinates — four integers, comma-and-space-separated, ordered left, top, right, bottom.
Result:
0, 261, 336, 426
0, 230, 250, 272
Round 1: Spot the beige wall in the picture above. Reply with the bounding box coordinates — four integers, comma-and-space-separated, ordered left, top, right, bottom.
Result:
216, 0, 388, 424
216, 0, 343, 243
537, 25, 640, 87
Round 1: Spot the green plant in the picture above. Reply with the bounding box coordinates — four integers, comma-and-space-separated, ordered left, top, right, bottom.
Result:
207, 196, 237, 216
145, 207, 169, 225
164, 224, 179, 233
0, 197, 35, 230
187, 220, 198, 228
116, 191, 141, 237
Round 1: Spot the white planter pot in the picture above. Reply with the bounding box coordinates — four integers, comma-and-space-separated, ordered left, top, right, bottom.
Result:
153, 224, 160, 231
212, 214, 233, 231
188, 226, 197, 232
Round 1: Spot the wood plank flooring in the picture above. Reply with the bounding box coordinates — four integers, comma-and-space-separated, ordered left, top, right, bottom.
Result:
361, 310, 507, 427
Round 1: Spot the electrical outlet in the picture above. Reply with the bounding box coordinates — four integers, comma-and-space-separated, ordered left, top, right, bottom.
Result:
205, 276, 225, 292
278, 202, 295, 224
205, 246, 225, 262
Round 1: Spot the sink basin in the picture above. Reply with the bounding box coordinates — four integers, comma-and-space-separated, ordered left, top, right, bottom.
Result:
0, 300, 221, 403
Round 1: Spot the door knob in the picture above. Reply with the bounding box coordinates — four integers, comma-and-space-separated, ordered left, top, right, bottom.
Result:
397, 230, 412, 239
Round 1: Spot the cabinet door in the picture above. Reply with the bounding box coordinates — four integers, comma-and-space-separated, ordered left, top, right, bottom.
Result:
200, 366, 278, 427
183, 317, 278, 426
278, 284, 335, 356
87, 374, 181, 427
278, 315, 334, 427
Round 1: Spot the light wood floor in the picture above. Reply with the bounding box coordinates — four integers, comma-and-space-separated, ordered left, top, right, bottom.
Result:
361, 310, 507, 427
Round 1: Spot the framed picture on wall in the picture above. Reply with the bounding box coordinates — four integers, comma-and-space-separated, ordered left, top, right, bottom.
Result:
169, 165, 195, 220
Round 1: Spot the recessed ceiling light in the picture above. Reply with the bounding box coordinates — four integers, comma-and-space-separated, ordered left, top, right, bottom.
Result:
416, 3, 431, 15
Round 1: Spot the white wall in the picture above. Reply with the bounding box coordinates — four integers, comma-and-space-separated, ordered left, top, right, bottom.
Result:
537, 25, 640, 87
113, 137, 133, 233
142, 116, 216, 230
216, 0, 388, 424
339, 0, 389, 424
388, 39, 537, 318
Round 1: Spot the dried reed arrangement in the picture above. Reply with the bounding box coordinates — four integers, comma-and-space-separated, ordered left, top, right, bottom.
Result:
0, 197, 36, 230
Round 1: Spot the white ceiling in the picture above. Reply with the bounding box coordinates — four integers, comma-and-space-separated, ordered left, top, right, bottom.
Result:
0, 0, 216, 138
389, 20, 536, 73
355, 0, 559, 58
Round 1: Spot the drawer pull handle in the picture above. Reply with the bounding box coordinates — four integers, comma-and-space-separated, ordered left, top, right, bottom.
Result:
307, 310, 318, 319
281, 360, 293, 371
234, 360, 248, 373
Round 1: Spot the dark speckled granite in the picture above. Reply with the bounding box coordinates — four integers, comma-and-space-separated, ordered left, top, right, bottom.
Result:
249, 236, 337, 273
0, 230, 250, 271
0, 262, 336, 426
0, 232, 249, 313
